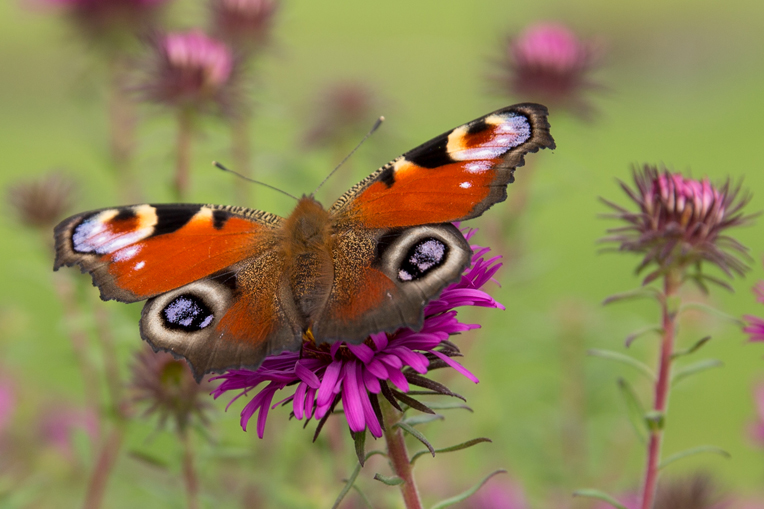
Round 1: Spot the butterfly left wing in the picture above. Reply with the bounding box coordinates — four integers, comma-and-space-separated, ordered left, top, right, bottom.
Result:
329, 103, 555, 228
54, 204, 282, 302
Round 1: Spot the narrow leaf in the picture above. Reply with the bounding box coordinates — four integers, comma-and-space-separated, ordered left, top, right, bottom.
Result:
602, 287, 661, 306
671, 336, 712, 359
672, 359, 724, 386
411, 438, 492, 465
572, 489, 629, 509
422, 401, 473, 412
394, 421, 435, 457
391, 389, 435, 414
624, 325, 663, 348
331, 451, 386, 509
588, 349, 656, 380
659, 445, 730, 470
350, 485, 374, 508
430, 469, 507, 509
616, 378, 647, 443
374, 473, 404, 486
352, 430, 366, 466
679, 302, 746, 326
403, 413, 445, 427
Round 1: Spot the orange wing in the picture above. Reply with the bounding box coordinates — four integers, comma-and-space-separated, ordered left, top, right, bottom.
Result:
54, 204, 283, 302
329, 103, 555, 228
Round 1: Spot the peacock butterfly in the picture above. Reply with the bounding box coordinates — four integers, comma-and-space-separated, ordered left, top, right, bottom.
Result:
54, 103, 555, 381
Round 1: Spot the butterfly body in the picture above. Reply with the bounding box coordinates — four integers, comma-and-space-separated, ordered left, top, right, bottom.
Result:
54, 103, 555, 380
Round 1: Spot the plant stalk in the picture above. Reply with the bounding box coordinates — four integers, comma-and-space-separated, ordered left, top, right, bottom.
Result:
181, 430, 200, 509
379, 399, 423, 509
174, 108, 194, 201
83, 427, 124, 509
639, 270, 681, 509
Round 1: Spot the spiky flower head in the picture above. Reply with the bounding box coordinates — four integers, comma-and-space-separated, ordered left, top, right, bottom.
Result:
209, 0, 278, 54
130, 346, 212, 433
492, 22, 602, 119
34, 0, 169, 50
212, 229, 502, 439
303, 82, 379, 148
8, 171, 77, 231
602, 164, 753, 287
137, 30, 239, 115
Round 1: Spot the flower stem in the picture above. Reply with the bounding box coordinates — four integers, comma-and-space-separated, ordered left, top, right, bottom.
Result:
639, 271, 681, 509
84, 427, 124, 509
181, 430, 200, 509
107, 54, 139, 203
231, 112, 253, 205
380, 399, 423, 509
175, 108, 194, 201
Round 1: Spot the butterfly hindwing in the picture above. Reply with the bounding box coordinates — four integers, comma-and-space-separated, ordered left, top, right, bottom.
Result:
329, 103, 555, 228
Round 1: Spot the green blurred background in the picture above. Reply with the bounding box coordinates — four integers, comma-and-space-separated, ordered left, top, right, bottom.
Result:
2, 0, 764, 507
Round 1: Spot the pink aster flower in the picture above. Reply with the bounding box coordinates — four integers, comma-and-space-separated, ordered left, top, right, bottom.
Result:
493, 22, 603, 118
209, 0, 278, 54
602, 164, 753, 286
32, 0, 170, 48
138, 30, 239, 115
212, 229, 503, 438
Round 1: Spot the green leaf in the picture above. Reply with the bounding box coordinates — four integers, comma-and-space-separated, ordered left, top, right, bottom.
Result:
624, 325, 663, 348
403, 413, 445, 427
421, 401, 473, 412
672, 359, 724, 386
616, 378, 648, 443
394, 421, 435, 457
352, 430, 366, 466
374, 473, 404, 486
410, 437, 492, 465
127, 450, 170, 470
645, 411, 665, 432
679, 302, 746, 326
587, 349, 656, 380
572, 489, 629, 509
671, 336, 712, 359
659, 445, 730, 470
602, 287, 661, 306
332, 451, 386, 509
350, 485, 374, 508
429, 469, 507, 509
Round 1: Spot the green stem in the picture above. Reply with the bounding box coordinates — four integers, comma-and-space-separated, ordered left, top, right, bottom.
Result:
175, 109, 194, 201
639, 270, 681, 509
181, 430, 199, 509
380, 399, 423, 509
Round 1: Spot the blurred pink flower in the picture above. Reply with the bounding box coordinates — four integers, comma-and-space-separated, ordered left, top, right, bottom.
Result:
213, 229, 503, 438
209, 0, 278, 54
138, 30, 239, 115
493, 22, 602, 118
602, 164, 752, 285
303, 82, 379, 149
32, 0, 170, 48
744, 280, 764, 342
458, 478, 528, 509
748, 383, 764, 445
0, 376, 15, 436
39, 405, 98, 459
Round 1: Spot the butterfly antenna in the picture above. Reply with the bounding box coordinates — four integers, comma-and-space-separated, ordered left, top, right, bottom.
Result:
213, 161, 299, 202
311, 116, 385, 197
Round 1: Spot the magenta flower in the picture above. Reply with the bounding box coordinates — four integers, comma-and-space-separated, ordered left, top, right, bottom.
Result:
744, 280, 764, 342
602, 164, 753, 285
212, 229, 503, 438
0, 375, 15, 437
33, 0, 170, 48
138, 30, 239, 115
462, 478, 528, 509
209, 0, 278, 54
493, 22, 602, 118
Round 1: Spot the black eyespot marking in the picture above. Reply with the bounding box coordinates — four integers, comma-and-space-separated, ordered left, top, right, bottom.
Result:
152, 205, 202, 237
466, 118, 489, 135
113, 208, 137, 222
161, 294, 214, 332
404, 132, 454, 169
212, 209, 228, 230
397, 238, 448, 282
379, 164, 396, 188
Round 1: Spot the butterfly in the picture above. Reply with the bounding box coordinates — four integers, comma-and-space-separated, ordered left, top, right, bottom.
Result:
54, 103, 555, 381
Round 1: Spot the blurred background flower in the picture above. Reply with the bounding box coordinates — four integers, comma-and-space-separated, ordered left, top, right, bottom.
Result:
209, 0, 278, 55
